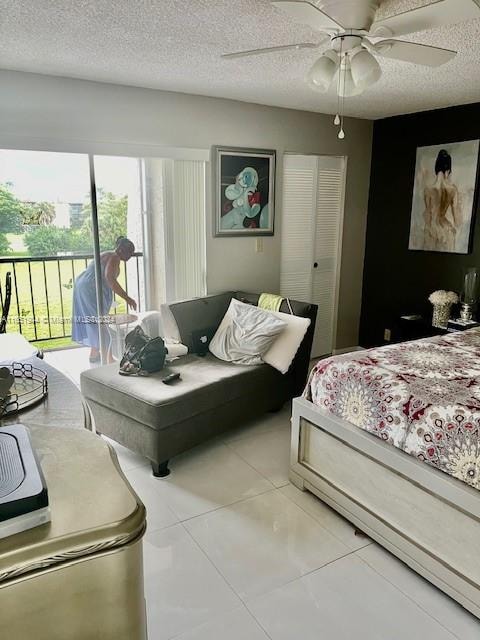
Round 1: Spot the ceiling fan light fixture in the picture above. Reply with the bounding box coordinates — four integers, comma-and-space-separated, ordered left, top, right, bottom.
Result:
306, 50, 340, 92
337, 65, 363, 98
350, 48, 382, 91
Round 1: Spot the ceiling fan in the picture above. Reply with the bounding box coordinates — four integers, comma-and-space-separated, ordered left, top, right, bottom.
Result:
222, 0, 480, 138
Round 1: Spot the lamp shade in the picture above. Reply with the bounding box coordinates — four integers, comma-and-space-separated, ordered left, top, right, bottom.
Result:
350, 48, 382, 91
306, 51, 339, 92
463, 268, 480, 304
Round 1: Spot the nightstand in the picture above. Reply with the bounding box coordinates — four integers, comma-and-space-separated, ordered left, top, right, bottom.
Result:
391, 316, 447, 344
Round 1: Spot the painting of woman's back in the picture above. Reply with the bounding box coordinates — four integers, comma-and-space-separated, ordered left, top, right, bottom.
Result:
408, 140, 479, 254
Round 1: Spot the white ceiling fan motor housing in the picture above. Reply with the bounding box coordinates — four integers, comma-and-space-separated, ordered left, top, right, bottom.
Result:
331, 32, 364, 53
314, 0, 382, 31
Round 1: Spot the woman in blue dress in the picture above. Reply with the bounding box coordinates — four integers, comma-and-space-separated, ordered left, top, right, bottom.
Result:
72, 237, 137, 362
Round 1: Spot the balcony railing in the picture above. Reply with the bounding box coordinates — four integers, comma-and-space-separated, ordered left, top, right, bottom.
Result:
0, 252, 144, 348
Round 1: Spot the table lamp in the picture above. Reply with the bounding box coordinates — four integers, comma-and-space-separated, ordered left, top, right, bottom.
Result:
460, 267, 480, 322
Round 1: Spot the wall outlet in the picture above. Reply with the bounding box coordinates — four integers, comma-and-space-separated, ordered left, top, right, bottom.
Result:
384, 328, 391, 342
255, 238, 264, 253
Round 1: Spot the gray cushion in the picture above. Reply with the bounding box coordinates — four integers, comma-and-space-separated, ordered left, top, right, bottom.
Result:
81, 353, 279, 431
169, 293, 234, 352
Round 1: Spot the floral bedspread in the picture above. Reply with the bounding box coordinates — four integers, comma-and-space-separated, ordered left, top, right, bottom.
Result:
305, 329, 480, 489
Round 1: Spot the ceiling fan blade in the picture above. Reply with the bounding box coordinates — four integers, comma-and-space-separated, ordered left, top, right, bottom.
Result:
375, 39, 457, 66
221, 42, 321, 59
271, 0, 344, 33
370, 0, 480, 38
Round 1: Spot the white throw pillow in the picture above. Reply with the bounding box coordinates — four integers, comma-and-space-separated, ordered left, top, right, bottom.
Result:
135, 311, 163, 337
262, 310, 311, 374
160, 304, 182, 343
209, 298, 287, 365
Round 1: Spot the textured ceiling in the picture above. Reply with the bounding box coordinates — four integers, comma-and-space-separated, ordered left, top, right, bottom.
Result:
1, 0, 480, 119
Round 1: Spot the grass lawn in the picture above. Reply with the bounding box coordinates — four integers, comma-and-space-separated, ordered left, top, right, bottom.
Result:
1, 256, 128, 350
6, 233, 27, 255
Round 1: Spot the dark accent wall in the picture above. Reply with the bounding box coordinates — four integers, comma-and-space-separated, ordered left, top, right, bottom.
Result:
360, 102, 480, 348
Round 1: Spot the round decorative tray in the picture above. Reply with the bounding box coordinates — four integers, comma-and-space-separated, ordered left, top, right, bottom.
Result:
0, 362, 48, 417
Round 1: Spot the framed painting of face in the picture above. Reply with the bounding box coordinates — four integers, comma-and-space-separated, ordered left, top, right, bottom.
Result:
213, 146, 276, 237
408, 140, 480, 254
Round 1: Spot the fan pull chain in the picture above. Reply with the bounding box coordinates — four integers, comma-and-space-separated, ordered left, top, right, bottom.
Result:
338, 50, 347, 139
334, 36, 343, 127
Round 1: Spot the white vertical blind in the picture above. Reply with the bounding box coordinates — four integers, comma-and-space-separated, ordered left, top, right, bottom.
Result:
281, 154, 346, 357
170, 160, 206, 301
145, 158, 206, 305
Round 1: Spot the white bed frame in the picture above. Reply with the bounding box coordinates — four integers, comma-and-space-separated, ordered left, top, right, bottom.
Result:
290, 396, 480, 618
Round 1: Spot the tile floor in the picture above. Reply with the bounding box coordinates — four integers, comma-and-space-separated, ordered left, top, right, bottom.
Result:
45, 351, 480, 640
103, 413, 480, 640
45, 346, 94, 386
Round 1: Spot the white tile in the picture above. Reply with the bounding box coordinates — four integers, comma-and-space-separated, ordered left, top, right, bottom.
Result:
358, 543, 480, 640
45, 346, 92, 386
103, 436, 149, 472
141, 441, 274, 521
124, 467, 179, 533
144, 524, 241, 640
173, 607, 269, 640
222, 404, 291, 444
248, 554, 456, 640
281, 483, 372, 551
227, 423, 291, 488
184, 490, 349, 600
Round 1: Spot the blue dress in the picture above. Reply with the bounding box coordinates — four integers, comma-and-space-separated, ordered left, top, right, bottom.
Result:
72, 257, 113, 349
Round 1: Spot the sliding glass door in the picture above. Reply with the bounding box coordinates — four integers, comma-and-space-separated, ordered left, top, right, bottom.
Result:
0, 147, 206, 369
93, 156, 146, 314
0, 149, 97, 350
0, 149, 147, 363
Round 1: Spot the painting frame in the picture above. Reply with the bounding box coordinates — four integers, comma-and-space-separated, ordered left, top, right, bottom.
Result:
408, 139, 480, 255
212, 145, 276, 237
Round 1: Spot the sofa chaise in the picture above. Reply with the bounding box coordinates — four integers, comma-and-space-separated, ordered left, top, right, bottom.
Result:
80, 291, 317, 476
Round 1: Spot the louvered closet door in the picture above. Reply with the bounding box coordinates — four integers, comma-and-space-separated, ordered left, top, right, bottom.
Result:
281, 154, 346, 358
280, 154, 317, 302
312, 156, 345, 357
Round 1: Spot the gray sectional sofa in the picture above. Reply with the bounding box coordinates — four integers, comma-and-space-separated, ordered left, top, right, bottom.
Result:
80, 291, 317, 476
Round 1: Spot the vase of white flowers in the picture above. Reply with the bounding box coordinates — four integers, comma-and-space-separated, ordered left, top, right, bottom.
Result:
429, 290, 459, 329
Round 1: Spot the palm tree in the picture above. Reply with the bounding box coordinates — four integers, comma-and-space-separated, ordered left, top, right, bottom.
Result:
21, 201, 56, 226
35, 202, 56, 226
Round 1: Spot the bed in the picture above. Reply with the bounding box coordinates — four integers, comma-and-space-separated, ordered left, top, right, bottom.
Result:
290, 329, 480, 617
